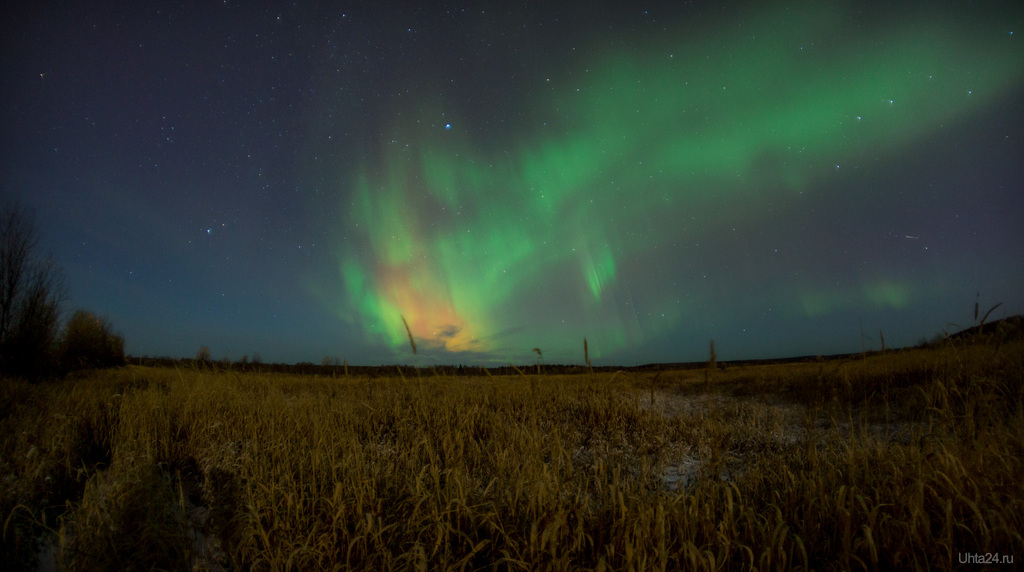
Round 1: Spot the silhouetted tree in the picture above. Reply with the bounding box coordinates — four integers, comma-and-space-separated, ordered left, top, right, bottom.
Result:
0, 203, 67, 378
60, 310, 125, 370
196, 346, 211, 363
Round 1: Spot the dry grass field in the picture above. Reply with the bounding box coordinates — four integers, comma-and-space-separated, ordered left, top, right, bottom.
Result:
2, 337, 1022, 570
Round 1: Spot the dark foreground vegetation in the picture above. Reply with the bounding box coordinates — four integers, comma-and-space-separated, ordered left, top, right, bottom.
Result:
2, 330, 1022, 570
1, 203, 125, 380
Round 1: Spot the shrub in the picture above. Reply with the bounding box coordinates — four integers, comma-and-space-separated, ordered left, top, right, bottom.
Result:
59, 310, 125, 371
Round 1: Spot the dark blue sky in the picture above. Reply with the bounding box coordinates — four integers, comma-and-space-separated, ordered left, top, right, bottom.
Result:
3, 1, 1023, 365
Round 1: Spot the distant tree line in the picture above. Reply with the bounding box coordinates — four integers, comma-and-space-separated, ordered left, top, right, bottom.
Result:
0, 203, 124, 379
125, 357, 723, 378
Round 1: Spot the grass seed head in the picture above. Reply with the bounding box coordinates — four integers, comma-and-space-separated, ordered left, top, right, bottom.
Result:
401, 315, 417, 355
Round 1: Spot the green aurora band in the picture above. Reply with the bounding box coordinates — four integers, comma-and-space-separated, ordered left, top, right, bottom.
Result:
331, 3, 1023, 363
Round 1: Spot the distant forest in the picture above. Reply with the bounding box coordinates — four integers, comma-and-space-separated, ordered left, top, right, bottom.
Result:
130, 315, 1023, 378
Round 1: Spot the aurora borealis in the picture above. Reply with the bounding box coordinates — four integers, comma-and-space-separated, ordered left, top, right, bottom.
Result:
3, 1, 1023, 365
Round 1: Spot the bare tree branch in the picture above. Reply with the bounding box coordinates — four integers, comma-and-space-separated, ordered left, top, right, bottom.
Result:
0, 202, 67, 377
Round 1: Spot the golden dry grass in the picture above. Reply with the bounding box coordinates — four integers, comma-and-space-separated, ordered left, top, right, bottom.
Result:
2, 338, 1022, 570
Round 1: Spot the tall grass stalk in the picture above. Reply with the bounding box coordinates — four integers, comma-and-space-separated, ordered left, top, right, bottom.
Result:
401, 315, 417, 355
1, 338, 1021, 570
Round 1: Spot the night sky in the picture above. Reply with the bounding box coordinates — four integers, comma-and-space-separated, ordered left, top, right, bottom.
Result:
3, 1, 1023, 366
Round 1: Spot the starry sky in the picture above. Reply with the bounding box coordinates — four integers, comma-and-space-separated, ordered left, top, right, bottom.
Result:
3, 1, 1023, 366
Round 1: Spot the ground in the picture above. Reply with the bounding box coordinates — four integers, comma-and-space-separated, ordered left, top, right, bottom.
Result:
2, 337, 1022, 570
